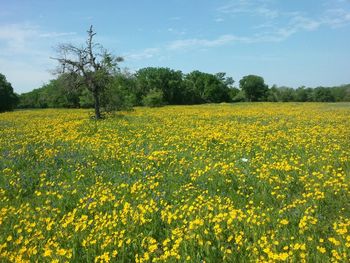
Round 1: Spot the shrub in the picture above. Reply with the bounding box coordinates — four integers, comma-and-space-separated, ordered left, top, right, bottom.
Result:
142, 89, 165, 107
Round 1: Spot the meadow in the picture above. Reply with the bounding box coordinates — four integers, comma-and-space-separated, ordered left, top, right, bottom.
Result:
0, 103, 349, 262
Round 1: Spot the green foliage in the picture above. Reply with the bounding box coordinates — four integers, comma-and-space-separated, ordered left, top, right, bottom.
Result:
135, 67, 184, 105
330, 84, 350, 102
142, 89, 165, 107
18, 74, 82, 109
266, 85, 279, 102
232, 90, 246, 102
216, 72, 235, 87
227, 87, 240, 101
313, 87, 335, 102
135, 68, 233, 105
184, 71, 231, 103
239, 75, 268, 102
78, 89, 94, 108
0, 73, 18, 112
295, 87, 314, 102
100, 74, 137, 111
266, 85, 349, 103
267, 86, 296, 102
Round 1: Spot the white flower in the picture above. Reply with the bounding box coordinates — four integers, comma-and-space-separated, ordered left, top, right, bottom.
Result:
241, 158, 248, 162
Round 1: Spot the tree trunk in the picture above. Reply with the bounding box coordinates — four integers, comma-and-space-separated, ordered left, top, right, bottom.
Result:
93, 89, 101, 119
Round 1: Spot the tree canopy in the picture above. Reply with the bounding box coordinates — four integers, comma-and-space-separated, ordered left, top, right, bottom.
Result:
239, 75, 268, 102
0, 73, 19, 112
135, 67, 184, 105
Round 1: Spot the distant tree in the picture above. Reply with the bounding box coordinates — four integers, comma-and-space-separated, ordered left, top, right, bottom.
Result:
42, 74, 82, 108
239, 75, 268, 102
135, 67, 184, 105
228, 87, 240, 101
52, 25, 123, 119
78, 89, 94, 108
313, 87, 335, 102
295, 86, 312, 102
182, 71, 204, 104
215, 72, 235, 87
184, 71, 231, 103
266, 84, 279, 102
0, 73, 19, 112
142, 89, 165, 107
18, 74, 83, 109
100, 73, 137, 111
215, 72, 237, 102
278, 87, 296, 102
329, 85, 350, 102
232, 90, 246, 102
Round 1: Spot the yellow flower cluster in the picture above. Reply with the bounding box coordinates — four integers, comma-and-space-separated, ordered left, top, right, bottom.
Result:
0, 103, 349, 262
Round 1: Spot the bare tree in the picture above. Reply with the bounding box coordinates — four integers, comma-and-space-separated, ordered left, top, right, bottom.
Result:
52, 25, 123, 119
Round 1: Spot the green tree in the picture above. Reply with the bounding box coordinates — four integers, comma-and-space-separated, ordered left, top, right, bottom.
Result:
216, 72, 239, 102
52, 26, 123, 119
215, 72, 235, 87
0, 73, 19, 112
135, 67, 184, 105
313, 87, 335, 102
142, 89, 165, 107
330, 84, 350, 102
266, 84, 279, 102
18, 74, 83, 109
278, 87, 296, 102
100, 73, 137, 111
295, 86, 314, 102
239, 75, 268, 102
228, 87, 240, 101
184, 71, 231, 103
18, 89, 41, 108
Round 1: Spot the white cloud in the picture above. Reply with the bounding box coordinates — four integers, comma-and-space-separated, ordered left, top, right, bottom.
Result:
0, 23, 76, 54
217, 0, 279, 18
217, 0, 252, 14
124, 35, 248, 62
166, 27, 187, 36
126, 48, 160, 60
39, 32, 76, 38
167, 34, 249, 50
214, 17, 224, 22
0, 23, 78, 92
322, 8, 350, 28
129, 6, 345, 60
0, 23, 38, 53
216, 0, 350, 43
0, 23, 36, 41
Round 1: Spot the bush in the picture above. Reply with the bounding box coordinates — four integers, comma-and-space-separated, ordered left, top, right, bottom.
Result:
142, 89, 165, 107
232, 90, 246, 102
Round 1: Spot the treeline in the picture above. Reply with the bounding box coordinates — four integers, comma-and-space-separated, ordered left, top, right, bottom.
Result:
266, 85, 350, 102
18, 68, 235, 109
18, 67, 350, 110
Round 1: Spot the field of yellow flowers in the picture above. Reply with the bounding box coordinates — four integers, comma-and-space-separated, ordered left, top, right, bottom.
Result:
0, 103, 349, 262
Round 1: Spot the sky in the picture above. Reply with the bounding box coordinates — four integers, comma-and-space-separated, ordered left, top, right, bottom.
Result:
1, 0, 350, 94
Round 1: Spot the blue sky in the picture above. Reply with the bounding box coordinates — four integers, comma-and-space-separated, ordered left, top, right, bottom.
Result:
1, 0, 350, 94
